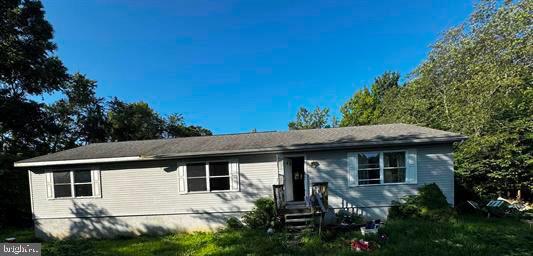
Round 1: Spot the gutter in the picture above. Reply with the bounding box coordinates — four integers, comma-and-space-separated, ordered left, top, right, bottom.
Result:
14, 136, 467, 168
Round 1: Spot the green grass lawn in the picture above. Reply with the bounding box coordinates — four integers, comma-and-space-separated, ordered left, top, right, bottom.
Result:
1, 216, 531, 256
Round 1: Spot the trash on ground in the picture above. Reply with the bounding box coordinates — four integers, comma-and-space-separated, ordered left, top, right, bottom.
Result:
5, 237, 16, 243
351, 239, 370, 251
360, 220, 381, 236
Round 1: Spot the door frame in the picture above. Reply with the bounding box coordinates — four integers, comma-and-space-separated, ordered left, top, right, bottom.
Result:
282, 153, 308, 202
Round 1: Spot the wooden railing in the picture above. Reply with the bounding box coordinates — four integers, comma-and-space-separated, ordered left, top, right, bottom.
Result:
273, 182, 329, 214
272, 184, 285, 213
311, 182, 328, 212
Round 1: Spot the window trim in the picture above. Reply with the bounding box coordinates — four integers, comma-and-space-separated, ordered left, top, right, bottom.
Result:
356, 150, 408, 186
49, 167, 98, 199
185, 160, 232, 193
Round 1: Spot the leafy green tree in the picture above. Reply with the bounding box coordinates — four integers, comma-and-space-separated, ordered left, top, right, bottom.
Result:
164, 114, 212, 138
371, 71, 400, 101
342, 0, 532, 200
340, 87, 379, 126
0, 0, 69, 155
107, 100, 212, 141
107, 98, 165, 141
0, 1, 213, 228
288, 107, 337, 130
0, 0, 68, 227
404, 0, 532, 200
0, 0, 68, 98
64, 73, 107, 144
43, 74, 107, 151
340, 72, 401, 127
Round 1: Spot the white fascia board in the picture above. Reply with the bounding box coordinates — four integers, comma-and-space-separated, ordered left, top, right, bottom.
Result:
14, 156, 145, 168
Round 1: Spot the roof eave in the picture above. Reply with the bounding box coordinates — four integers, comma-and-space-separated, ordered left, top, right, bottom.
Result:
13, 156, 145, 168
14, 136, 467, 168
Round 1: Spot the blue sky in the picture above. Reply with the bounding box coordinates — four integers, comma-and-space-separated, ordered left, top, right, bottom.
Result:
41, 0, 473, 134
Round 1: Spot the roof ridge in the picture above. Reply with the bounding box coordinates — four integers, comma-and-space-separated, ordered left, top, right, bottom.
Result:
78, 123, 414, 146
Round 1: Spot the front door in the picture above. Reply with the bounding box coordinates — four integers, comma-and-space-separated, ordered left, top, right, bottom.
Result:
290, 157, 305, 201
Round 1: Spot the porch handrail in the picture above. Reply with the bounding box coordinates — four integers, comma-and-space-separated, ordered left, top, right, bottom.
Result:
311, 182, 328, 211
272, 184, 285, 214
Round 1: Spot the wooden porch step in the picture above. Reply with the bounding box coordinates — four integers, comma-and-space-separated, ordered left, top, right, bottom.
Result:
285, 218, 313, 223
285, 202, 308, 209
285, 212, 313, 218
286, 225, 313, 231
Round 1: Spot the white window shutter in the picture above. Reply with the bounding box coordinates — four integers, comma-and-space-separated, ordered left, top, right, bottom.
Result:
347, 152, 358, 187
406, 149, 418, 184
177, 163, 187, 194
46, 172, 54, 199
91, 170, 102, 198
229, 159, 240, 191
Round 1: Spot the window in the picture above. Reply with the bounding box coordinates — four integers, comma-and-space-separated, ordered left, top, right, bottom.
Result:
186, 162, 231, 192
53, 171, 72, 198
187, 163, 207, 192
383, 152, 406, 184
357, 153, 381, 185
209, 162, 230, 191
74, 170, 93, 197
53, 170, 93, 198
356, 151, 406, 185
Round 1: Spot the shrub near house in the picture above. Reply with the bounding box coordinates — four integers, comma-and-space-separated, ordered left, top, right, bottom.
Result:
388, 183, 455, 221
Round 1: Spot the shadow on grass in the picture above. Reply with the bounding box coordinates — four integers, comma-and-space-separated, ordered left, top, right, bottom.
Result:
34, 215, 533, 256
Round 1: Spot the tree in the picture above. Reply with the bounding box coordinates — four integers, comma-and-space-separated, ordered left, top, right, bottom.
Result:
107, 100, 212, 141
340, 0, 532, 200
288, 107, 337, 130
0, 0, 69, 154
164, 114, 212, 138
0, 1, 214, 228
0, 0, 68, 227
340, 72, 401, 127
63, 73, 107, 144
340, 87, 379, 126
43, 73, 107, 151
371, 71, 400, 101
0, 0, 68, 98
405, 0, 532, 200
107, 98, 165, 141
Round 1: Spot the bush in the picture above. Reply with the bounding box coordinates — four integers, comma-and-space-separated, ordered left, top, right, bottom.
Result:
388, 183, 455, 221
336, 209, 364, 225
225, 217, 244, 230
242, 197, 276, 229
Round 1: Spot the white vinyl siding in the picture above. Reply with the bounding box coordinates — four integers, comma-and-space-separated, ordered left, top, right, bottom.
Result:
31, 154, 277, 219
310, 145, 454, 218
29, 145, 453, 225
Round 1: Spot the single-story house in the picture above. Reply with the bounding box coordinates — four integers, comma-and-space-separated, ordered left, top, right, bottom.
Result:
15, 123, 466, 239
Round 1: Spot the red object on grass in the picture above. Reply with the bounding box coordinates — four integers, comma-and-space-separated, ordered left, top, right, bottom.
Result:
351, 239, 370, 251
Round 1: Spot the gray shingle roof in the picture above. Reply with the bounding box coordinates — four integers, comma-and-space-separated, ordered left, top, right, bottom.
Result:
15, 124, 466, 166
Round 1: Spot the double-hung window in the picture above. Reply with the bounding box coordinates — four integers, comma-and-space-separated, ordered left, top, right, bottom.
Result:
186, 162, 231, 192
383, 152, 406, 183
209, 162, 230, 191
351, 151, 412, 186
357, 153, 381, 185
52, 170, 93, 198
186, 163, 208, 192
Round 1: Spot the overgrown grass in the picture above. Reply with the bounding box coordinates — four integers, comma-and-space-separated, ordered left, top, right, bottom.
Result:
1, 216, 531, 255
